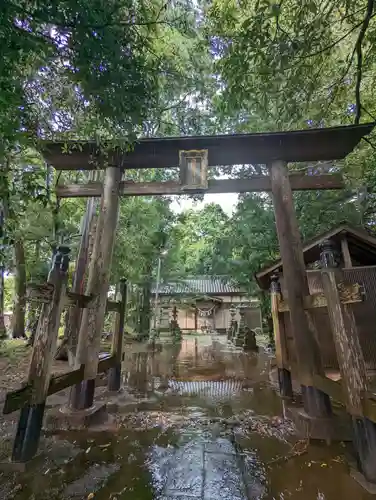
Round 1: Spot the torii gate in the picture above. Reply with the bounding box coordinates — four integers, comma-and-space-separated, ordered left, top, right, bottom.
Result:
2, 123, 374, 468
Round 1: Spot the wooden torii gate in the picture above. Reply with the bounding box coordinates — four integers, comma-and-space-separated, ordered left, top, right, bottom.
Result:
2, 123, 374, 467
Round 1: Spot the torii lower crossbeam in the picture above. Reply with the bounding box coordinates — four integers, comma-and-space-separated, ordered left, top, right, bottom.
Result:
56, 174, 344, 198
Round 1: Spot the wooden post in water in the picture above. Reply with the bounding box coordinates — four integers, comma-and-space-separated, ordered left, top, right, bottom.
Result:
71, 166, 121, 409
320, 240, 376, 483
270, 274, 293, 398
270, 160, 332, 418
108, 279, 127, 392
12, 246, 70, 463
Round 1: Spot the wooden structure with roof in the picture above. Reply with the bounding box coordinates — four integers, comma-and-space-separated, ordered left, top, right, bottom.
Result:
152, 276, 261, 334
257, 224, 376, 482
257, 225, 376, 372
3, 122, 376, 482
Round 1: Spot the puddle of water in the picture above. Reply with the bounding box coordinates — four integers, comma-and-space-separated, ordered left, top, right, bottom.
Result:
1, 335, 374, 500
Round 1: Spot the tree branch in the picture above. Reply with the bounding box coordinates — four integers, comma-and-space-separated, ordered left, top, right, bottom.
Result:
354, 0, 374, 124
299, 11, 376, 60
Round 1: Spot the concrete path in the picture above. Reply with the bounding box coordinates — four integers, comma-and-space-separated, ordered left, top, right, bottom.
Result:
150, 432, 264, 500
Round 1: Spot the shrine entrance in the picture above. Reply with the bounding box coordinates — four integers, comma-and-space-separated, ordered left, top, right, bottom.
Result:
2, 123, 376, 483
196, 301, 216, 334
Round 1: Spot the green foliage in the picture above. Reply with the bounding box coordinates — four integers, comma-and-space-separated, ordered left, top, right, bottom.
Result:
112, 195, 174, 284
206, 0, 376, 130
4, 275, 14, 311
3, 0, 376, 340
167, 203, 229, 275
0, 0, 202, 149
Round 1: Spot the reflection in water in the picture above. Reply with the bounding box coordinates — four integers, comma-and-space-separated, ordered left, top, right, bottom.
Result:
118, 336, 373, 500
4, 335, 375, 500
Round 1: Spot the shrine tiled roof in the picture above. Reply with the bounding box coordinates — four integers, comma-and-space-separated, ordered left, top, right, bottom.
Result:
153, 276, 246, 296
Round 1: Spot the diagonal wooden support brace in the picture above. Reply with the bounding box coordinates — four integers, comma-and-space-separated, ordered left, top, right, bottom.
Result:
26, 283, 121, 312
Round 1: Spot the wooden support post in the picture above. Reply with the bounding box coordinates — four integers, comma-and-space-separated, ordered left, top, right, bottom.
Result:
320, 240, 376, 483
108, 279, 127, 392
59, 189, 98, 365
270, 160, 332, 418
71, 166, 121, 410
12, 246, 70, 463
341, 236, 353, 268
270, 274, 293, 398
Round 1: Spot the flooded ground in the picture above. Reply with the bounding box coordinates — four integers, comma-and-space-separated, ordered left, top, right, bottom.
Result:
0, 335, 374, 499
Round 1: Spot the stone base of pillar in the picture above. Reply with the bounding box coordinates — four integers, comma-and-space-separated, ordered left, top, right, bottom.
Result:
44, 403, 116, 432
286, 406, 352, 442
350, 465, 376, 494
0, 460, 28, 473
301, 385, 332, 418
352, 416, 376, 484
69, 379, 96, 410
108, 363, 122, 392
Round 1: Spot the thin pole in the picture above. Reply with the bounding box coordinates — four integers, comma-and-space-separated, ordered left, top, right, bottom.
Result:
153, 256, 162, 330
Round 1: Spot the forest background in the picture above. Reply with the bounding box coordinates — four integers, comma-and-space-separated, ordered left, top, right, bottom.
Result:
1, 0, 376, 338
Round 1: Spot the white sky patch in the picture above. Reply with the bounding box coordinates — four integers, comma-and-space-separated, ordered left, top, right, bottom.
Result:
170, 192, 238, 216
170, 170, 243, 216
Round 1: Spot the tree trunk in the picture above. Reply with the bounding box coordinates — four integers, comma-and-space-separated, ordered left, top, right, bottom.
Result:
12, 239, 27, 338
0, 194, 7, 339
0, 264, 6, 339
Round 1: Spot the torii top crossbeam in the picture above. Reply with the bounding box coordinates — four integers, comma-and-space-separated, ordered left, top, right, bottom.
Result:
42, 123, 374, 171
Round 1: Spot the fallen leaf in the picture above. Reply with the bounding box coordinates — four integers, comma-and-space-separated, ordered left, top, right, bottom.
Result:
98, 443, 111, 449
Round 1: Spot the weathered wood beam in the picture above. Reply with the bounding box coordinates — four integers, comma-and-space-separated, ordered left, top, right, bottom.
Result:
270, 275, 293, 398
288, 367, 376, 424
27, 284, 92, 307
270, 161, 327, 385
75, 166, 121, 387
3, 355, 116, 415
108, 280, 127, 391
278, 284, 363, 312
321, 267, 367, 416
64, 184, 99, 365
270, 160, 332, 420
55, 174, 345, 198
341, 236, 353, 268
28, 250, 69, 405
27, 283, 121, 312
106, 299, 121, 313
41, 123, 375, 170
10, 247, 70, 463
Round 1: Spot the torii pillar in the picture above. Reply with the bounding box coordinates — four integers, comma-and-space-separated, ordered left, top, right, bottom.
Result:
270, 160, 332, 419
